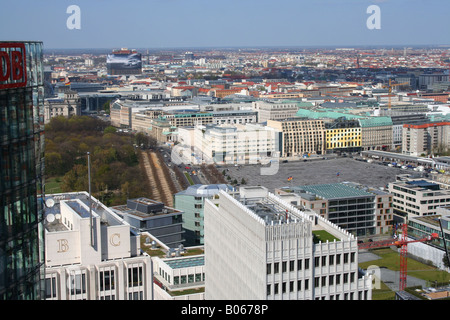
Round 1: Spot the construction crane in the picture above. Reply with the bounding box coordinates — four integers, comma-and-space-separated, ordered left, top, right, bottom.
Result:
382, 79, 410, 110
358, 223, 439, 291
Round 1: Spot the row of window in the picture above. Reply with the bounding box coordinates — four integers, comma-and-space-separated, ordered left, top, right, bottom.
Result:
45, 265, 145, 300
266, 252, 356, 275
267, 272, 358, 296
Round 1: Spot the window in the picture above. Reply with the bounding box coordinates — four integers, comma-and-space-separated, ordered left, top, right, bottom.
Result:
45, 276, 57, 299
297, 259, 302, 270
128, 266, 143, 287
267, 263, 271, 275
329, 255, 334, 265
290, 260, 295, 272
274, 262, 279, 274
282, 261, 287, 273
100, 269, 115, 291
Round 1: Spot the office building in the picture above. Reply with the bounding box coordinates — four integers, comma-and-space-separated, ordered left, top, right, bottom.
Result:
358, 117, 393, 151
388, 177, 450, 222
325, 118, 361, 153
43, 192, 153, 300
277, 182, 393, 237
174, 184, 234, 245
252, 100, 302, 123
266, 118, 326, 157
204, 186, 372, 300
153, 253, 205, 300
406, 206, 450, 270
110, 198, 184, 248
194, 123, 280, 165
0, 41, 45, 300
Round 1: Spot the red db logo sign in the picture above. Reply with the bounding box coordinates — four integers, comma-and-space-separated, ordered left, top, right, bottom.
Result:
0, 43, 27, 89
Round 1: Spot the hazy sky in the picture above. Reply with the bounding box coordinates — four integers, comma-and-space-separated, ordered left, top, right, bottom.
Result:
1, 0, 449, 49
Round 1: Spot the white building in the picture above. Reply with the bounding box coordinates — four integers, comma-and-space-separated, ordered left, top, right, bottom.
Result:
43, 192, 153, 300
152, 253, 206, 300
204, 186, 373, 300
193, 123, 280, 165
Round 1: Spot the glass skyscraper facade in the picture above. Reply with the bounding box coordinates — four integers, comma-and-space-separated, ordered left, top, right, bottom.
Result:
0, 41, 45, 299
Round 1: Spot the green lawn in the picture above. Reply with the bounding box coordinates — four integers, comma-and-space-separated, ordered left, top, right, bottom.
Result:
45, 176, 63, 194
359, 248, 450, 299
184, 172, 194, 185
312, 230, 339, 244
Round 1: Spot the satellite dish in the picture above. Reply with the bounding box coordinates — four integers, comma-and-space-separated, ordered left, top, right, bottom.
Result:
45, 198, 55, 208
46, 214, 55, 223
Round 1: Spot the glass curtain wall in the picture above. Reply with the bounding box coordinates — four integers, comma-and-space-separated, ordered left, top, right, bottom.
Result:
0, 41, 45, 300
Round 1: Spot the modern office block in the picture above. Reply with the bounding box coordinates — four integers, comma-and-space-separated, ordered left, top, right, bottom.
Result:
204, 186, 372, 300
110, 198, 184, 248
0, 41, 45, 300
277, 182, 393, 237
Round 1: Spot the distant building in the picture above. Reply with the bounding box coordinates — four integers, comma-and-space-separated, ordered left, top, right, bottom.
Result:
43, 192, 153, 300
44, 89, 81, 123
110, 198, 184, 248
107, 48, 142, 76
174, 184, 234, 245
252, 100, 302, 123
204, 186, 372, 300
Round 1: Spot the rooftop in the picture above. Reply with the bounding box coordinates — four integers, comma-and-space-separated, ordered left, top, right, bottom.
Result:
295, 182, 375, 200
164, 255, 205, 269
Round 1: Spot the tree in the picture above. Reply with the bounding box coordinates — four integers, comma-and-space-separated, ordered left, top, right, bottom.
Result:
104, 126, 117, 134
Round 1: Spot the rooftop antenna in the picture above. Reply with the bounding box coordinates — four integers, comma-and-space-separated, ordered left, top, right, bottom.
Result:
87, 152, 94, 247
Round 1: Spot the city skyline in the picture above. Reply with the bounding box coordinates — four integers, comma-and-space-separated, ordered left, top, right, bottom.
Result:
1, 0, 450, 49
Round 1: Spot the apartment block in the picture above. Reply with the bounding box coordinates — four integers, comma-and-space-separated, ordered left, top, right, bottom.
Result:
43, 192, 153, 300
266, 118, 326, 157
402, 122, 450, 157
204, 186, 372, 300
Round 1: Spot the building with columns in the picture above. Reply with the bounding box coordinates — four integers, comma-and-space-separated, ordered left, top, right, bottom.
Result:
43, 192, 153, 300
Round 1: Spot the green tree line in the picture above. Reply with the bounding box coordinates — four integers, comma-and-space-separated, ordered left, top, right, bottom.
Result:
45, 116, 149, 205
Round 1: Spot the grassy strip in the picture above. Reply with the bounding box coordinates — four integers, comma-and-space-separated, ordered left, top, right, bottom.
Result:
184, 172, 194, 185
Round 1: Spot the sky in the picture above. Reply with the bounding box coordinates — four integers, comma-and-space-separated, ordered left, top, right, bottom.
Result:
1, 0, 450, 50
